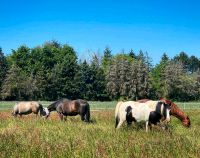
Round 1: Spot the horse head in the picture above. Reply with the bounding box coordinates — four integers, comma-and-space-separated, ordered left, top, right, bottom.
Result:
39, 107, 50, 118
43, 107, 50, 118
159, 98, 191, 127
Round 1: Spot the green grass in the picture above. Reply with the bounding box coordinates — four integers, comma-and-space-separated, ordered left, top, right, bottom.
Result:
0, 101, 200, 157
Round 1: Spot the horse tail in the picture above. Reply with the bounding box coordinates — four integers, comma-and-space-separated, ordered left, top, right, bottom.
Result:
12, 103, 18, 116
115, 101, 123, 119
115, 115, 119, 128
115, 101, 123, 128
85, 102, 90, 122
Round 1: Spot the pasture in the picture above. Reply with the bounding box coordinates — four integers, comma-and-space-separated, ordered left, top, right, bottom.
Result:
0, 101, 200, 157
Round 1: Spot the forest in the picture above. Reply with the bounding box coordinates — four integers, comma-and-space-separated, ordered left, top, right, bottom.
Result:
0, 41, 199, 101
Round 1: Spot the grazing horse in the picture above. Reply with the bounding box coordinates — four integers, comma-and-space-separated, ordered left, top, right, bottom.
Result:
137, 98, 191, 127
12, 101, 48, 117
115, 100, 171, 132
45, 98, 90, 122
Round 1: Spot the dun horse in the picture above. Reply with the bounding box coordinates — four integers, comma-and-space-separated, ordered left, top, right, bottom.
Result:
12, 101, 48, 117
137, 98, 191, 127
45, 98, 90, 122
115, 100, 171, 132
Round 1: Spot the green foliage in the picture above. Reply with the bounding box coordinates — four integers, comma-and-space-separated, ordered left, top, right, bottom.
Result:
0, 48, 8, 98
150, 53, 170, 99
106, 52, 151, 100
8, 46, 31, 72
0, 42, 200, 101
102, 47, 112, 72
79, 55, 108, 101
1, 65, 34, 100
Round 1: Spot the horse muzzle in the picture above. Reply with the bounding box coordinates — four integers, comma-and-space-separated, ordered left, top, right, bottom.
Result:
182, 118, 191, 127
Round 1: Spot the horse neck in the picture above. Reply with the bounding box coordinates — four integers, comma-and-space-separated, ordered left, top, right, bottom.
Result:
155, 102, 169, 119
171, 103, 187, 121
155, 101, 163, 115
47, 101, 59, 112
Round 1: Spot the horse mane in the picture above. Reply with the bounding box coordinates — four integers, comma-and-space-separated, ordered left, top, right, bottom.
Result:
137, 99, 150, 103
159, 98, 189, 122
155, 101, 162, 115
38, 103, 43, 112
47, 98, 69, 111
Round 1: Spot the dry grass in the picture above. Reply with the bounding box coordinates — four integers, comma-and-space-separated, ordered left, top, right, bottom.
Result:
0, 109, 199, 158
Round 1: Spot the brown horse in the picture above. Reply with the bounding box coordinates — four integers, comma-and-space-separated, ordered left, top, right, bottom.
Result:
137, 98, 191, 127
45, 98, 90, 122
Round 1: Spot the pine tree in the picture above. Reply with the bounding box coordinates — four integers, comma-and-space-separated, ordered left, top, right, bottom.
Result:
1, 65, 27, 100
102, 47, 112, 72
0, 48, 8, 98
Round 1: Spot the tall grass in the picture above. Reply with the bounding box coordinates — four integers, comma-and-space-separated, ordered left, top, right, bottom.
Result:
0, 108, 200, 158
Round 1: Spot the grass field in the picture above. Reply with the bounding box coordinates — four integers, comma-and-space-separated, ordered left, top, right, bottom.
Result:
0, 101, 200, 157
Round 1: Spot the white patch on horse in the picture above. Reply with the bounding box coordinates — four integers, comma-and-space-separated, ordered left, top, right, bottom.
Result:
115, 100, 171, 132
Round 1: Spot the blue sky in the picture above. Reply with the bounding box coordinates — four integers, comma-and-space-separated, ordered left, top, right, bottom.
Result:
1, 0, 200, 64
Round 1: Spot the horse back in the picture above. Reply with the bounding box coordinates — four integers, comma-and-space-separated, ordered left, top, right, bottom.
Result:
16, 101, 40, 114
60, 100, 79, 115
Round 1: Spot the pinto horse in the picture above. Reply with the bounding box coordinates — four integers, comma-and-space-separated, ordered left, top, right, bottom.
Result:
137, 98, 191, 127
45, 98, 90, 122
115, 100, 171, 132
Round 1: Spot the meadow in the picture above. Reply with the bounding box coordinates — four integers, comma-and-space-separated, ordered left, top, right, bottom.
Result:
0, 101, 200, 158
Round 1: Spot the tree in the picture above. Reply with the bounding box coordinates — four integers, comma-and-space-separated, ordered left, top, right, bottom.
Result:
78, 60, 93, 100
8, 46, 30, 72
150, 53, 170, 99
1, 65, 29, 100
0, 48, 8, 98
102, 47, 112, 72
106, 57, 121, 100
188, 55, 200, 73
173, 52, 189, 70
90, 54, 108, 100
163, 61, 199, 101
46, 44, 79, 100
129, 49, 136, 59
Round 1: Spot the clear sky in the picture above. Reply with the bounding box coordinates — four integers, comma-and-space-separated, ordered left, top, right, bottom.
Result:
1, 0, 200, 64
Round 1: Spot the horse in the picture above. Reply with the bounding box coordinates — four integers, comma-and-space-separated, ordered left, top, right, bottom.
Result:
45, 98, 90, 122
115, 100, 171, 132
137, 98, 191, 127
12, 101, 49, 117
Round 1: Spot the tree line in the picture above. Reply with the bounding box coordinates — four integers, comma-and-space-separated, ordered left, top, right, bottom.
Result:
0, 41, 200, 101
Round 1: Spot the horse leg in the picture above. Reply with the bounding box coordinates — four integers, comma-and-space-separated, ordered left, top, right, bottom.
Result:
80, 113, 85, 121
58, 112, 64, 121
115, 116, 119, 128
149, 123, 153, 130
127, 120, 132, 126
160, 123, 169, 130
63, 116, 67, 121
35, 113, 39, 119
35, 112, 39, 118
145, 121, 149, 132
116, 120, 124, 129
